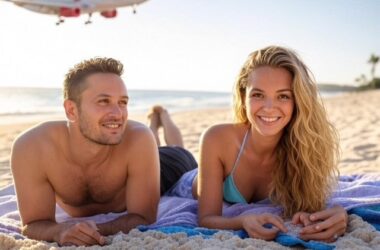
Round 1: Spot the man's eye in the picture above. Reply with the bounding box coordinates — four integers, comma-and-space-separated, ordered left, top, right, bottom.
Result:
98, 99, 109, 104
119, 100, 128, 106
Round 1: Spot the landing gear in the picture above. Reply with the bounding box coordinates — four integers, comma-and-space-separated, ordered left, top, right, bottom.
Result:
85, 13, 93, 25
132, 4, 137, 14
56, 17, 64, 25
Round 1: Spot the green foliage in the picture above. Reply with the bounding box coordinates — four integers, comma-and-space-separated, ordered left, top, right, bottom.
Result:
357, 78, 380, 90
356, 53, 379, 90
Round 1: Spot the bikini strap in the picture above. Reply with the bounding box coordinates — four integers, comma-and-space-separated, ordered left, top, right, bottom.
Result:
230, 127, 250, 175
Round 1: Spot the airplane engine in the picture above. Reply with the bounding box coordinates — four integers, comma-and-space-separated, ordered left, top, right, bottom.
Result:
100, 9, 117, 18
59, 7, 81, 17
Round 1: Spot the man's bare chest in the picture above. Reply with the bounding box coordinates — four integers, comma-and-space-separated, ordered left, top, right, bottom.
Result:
48, 161, 126, 207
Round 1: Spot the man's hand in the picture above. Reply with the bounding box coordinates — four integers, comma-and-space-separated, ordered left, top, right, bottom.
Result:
242, 213, 288, 240
57, 220, 106, 246
292, 205, 348, 242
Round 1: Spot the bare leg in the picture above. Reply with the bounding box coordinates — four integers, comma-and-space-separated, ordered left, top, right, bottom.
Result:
159, 107, 184, 147
147, 107, 161, 146
147, 105, 184, 147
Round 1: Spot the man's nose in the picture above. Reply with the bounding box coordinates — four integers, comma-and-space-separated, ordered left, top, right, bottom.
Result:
109, 104, 123, 116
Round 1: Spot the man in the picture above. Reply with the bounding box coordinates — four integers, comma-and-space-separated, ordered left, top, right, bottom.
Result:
11, 58, 197, 246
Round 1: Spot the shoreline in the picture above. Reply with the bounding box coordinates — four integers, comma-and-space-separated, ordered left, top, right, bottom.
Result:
0, 88, 350, 124
0, 106, 232, 187
1, 90, 379, 187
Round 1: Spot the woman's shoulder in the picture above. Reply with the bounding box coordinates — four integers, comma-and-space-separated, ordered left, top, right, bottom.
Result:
201, 123, 248, 142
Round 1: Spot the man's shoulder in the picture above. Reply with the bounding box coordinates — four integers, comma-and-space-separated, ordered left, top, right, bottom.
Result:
120, 120, 156, 147
124, 120, 152, 137
13, 121, 67, 149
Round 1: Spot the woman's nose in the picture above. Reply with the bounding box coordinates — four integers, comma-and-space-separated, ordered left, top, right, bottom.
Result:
263, 98, 274, 109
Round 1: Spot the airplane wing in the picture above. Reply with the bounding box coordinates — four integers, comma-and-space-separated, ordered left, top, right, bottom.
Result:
5, 0, 94, 9
3, 0, 149, 23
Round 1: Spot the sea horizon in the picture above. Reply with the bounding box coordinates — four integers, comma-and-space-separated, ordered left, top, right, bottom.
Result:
0, 87, 232, 117
0, 86, 349, 118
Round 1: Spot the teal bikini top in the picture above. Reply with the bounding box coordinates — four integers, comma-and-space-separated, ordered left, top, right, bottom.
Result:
222, 128, 250, 204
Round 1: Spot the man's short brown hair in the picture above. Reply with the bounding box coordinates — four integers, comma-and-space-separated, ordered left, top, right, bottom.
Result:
63, 57, 124, 103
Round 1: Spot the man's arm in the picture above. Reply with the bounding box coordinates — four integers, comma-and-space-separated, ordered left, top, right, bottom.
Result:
11, 132, 58, 241
22, 220, 104, 245
11, 130, 104, 246
97, 126, 160, 235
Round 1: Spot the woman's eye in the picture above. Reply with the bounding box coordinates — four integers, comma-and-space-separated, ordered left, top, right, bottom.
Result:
279, 94, 291, 100
251, 93, 263, 98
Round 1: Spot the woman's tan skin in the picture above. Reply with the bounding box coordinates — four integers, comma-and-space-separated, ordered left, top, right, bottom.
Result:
194, 65, 347, 242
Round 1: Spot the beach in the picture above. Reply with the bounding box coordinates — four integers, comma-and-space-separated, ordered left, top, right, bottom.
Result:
1, 90, 379, 186
0, 106, 233, 187
0, 89, 379, 249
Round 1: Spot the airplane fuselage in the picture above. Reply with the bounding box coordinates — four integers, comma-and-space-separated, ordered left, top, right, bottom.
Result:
5, 0, 148, 17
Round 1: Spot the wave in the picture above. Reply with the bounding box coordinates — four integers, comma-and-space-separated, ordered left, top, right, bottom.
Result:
0, 88, 231, 116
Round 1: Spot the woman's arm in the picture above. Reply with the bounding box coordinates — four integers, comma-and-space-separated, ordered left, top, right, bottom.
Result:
197, 125, 287, 240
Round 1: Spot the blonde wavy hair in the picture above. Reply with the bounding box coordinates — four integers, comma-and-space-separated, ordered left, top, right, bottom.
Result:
233, 46, 340, 217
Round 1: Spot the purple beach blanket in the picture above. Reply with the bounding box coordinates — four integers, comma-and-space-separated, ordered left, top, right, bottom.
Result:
1, 172, 380, 248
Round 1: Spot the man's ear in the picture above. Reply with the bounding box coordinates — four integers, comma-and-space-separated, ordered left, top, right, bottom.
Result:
63, 99, 78, 122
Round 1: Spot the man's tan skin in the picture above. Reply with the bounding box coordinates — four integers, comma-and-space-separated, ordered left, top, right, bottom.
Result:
11, 58, 160, 246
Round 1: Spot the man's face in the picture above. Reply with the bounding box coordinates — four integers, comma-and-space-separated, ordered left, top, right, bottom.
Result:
76, 73, 129, 145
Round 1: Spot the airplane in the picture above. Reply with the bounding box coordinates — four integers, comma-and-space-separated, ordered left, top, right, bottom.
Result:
1, 0, 149, 25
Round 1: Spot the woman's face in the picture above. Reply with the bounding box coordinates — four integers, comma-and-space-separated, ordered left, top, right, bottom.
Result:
245, 66, 294, 137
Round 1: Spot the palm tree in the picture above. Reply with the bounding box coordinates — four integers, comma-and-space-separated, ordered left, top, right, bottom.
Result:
355, 74, 367, 86
368, 53, 379, 88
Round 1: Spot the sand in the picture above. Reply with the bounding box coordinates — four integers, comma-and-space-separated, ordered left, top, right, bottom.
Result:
0, 90, 380, 249
0, 214, 379, 250
0, 107, 232, 187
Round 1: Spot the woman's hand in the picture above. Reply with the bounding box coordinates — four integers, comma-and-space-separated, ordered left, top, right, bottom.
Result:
292, 205, 348, 242
241, 213, 288, 240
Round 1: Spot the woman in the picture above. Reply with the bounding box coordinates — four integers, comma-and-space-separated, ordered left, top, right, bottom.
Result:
193, 46, 347, 242
151, 46, 348, 242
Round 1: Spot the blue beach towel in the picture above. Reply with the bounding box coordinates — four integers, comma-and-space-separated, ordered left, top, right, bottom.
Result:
0, 173, 379, 249
140, 171, 380, 250
139, 204, 380, 250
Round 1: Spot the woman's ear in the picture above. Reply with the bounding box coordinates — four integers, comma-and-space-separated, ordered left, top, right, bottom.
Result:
63, 99, 78, 122
241, 92, 246, 110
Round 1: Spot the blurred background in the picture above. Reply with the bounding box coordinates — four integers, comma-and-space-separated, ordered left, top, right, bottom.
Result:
0, 0, 379, 116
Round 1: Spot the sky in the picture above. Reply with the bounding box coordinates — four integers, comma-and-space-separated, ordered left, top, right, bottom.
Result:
0, 0, 379, 92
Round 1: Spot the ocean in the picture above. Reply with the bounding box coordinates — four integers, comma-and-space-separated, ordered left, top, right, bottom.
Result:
0, 87, 345, 117
0, 87, 231, 117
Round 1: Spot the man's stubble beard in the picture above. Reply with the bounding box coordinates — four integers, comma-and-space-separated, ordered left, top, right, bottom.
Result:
78, 111, 124, 146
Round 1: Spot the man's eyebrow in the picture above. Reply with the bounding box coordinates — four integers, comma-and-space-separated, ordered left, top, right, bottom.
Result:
95, 94, 129, 99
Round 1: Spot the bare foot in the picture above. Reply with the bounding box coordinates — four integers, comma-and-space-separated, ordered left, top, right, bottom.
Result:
152, 105, 165, 115
147, 112, 159, 129
158, 108, 184, 147
147, 105, 183, 147
147, 105, 164, 146
147, 105, 166, 127
147, 105, 165, 127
